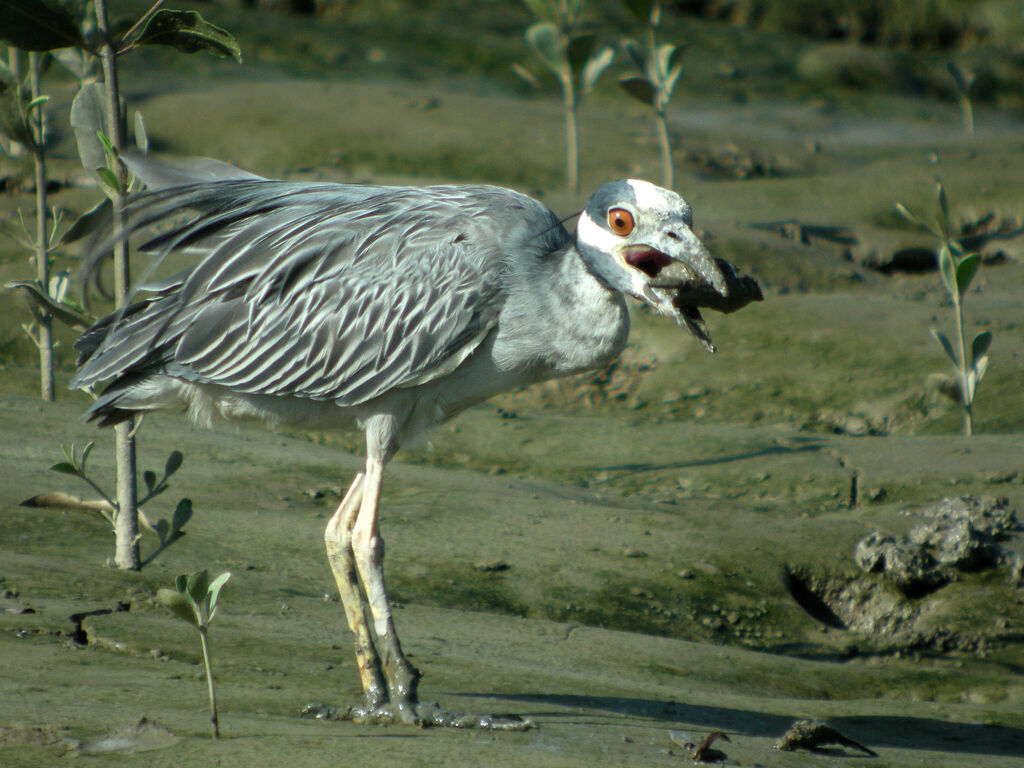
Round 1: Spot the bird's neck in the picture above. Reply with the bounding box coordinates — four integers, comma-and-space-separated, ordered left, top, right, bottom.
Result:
523, 243, 631, 377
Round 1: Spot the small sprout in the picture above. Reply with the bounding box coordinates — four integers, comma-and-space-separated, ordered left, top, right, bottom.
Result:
896, 182, 992, 435
157, 570, 231, 739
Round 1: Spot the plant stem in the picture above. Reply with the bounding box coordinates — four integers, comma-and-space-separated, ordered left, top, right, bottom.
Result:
563, 73, 579, 194
959, 95, 974, 138
96, 0, 141, 569
952, 291, 973, 436
554, 0, 579, 194
28, 52, 54, 402
654, 108, 673, 189
646, 15, 674, 189
198, 627, 220, 739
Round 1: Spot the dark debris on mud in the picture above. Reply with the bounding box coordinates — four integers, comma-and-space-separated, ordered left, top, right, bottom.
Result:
775, 719, 878, 757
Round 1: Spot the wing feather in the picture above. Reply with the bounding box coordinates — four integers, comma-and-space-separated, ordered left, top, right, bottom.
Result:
74, 176, 567, 409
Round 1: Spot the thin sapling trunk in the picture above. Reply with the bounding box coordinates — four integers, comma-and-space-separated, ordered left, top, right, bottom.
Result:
29, 52, 54, 401
95, 0, 141, 570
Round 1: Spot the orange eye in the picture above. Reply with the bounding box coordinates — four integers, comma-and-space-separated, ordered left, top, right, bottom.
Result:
607, 208, 635, 236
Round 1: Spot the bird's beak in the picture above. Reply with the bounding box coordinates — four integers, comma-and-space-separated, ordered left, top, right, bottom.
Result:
619, 228, 728, 352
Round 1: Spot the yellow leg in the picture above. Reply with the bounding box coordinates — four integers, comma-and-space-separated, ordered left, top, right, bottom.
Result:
324, 472, 387, 709
351, 455, 421, 724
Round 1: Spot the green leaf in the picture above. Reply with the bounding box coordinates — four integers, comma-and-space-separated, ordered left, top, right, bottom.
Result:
134, 10, 242, 63
930, 328, 957, 366
618, 75, 657, 106
186, 570, 211, 606
96, 165, 122, 196
205, 572, 231, 622
936, 181, 949, 238
973, 353, 989, 384
0, 0, 86, 51
63, 198, 111, 245
157, 588, 198, 626
174, 574, 190, 596
165, 451, 183, 478
526, 22, 564, 77
664, 61, 684, 98
3, 280, 94, 330
70, 83, 108, 181
172, 498, 193, 533
566, 32, 595, 76
581, 46, 614, 94
623, 0, 654, 21
937, 243, 957, 298
894, 201, 937, 236
955, 252, 979, 297
97, 130, 115, 159
80, 441, 94, 469
971, 331, 992, 366
963, 370, 975, 405
50, 461, 82, 476
654, 42, 674, 81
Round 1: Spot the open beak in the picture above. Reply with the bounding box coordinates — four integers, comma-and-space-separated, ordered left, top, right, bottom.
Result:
620, 229, 729, 352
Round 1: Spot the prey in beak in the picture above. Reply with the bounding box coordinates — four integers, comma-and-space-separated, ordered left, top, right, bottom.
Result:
576, 179, 762, 352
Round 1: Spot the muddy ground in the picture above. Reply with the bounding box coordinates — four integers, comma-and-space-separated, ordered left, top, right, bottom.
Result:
2, 4, 1024, 766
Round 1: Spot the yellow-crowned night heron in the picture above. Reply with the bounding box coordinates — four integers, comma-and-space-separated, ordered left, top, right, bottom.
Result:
71, 154, 761, 729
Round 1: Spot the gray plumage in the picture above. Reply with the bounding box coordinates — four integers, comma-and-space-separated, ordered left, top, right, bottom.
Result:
74, 173, 593, 431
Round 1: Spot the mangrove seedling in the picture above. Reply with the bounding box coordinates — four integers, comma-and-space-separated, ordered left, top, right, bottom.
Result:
157, 570, 232, 739
618, 0, 686, 189
896, 182, 992, 436
518, 0, 614, 193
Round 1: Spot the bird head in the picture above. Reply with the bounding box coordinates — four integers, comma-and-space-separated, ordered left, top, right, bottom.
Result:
575, 179, 728, 350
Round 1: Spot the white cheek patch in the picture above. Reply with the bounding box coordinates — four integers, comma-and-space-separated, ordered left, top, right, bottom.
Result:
576, 209, 623, 254
577, 209, 655, 299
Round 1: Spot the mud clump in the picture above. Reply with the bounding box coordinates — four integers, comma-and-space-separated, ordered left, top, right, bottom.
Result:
787, 497, 1021, 653
855, 495, 1020, 595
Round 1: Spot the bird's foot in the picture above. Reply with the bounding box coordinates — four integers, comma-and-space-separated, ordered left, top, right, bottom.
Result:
301, 700, 534, 731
